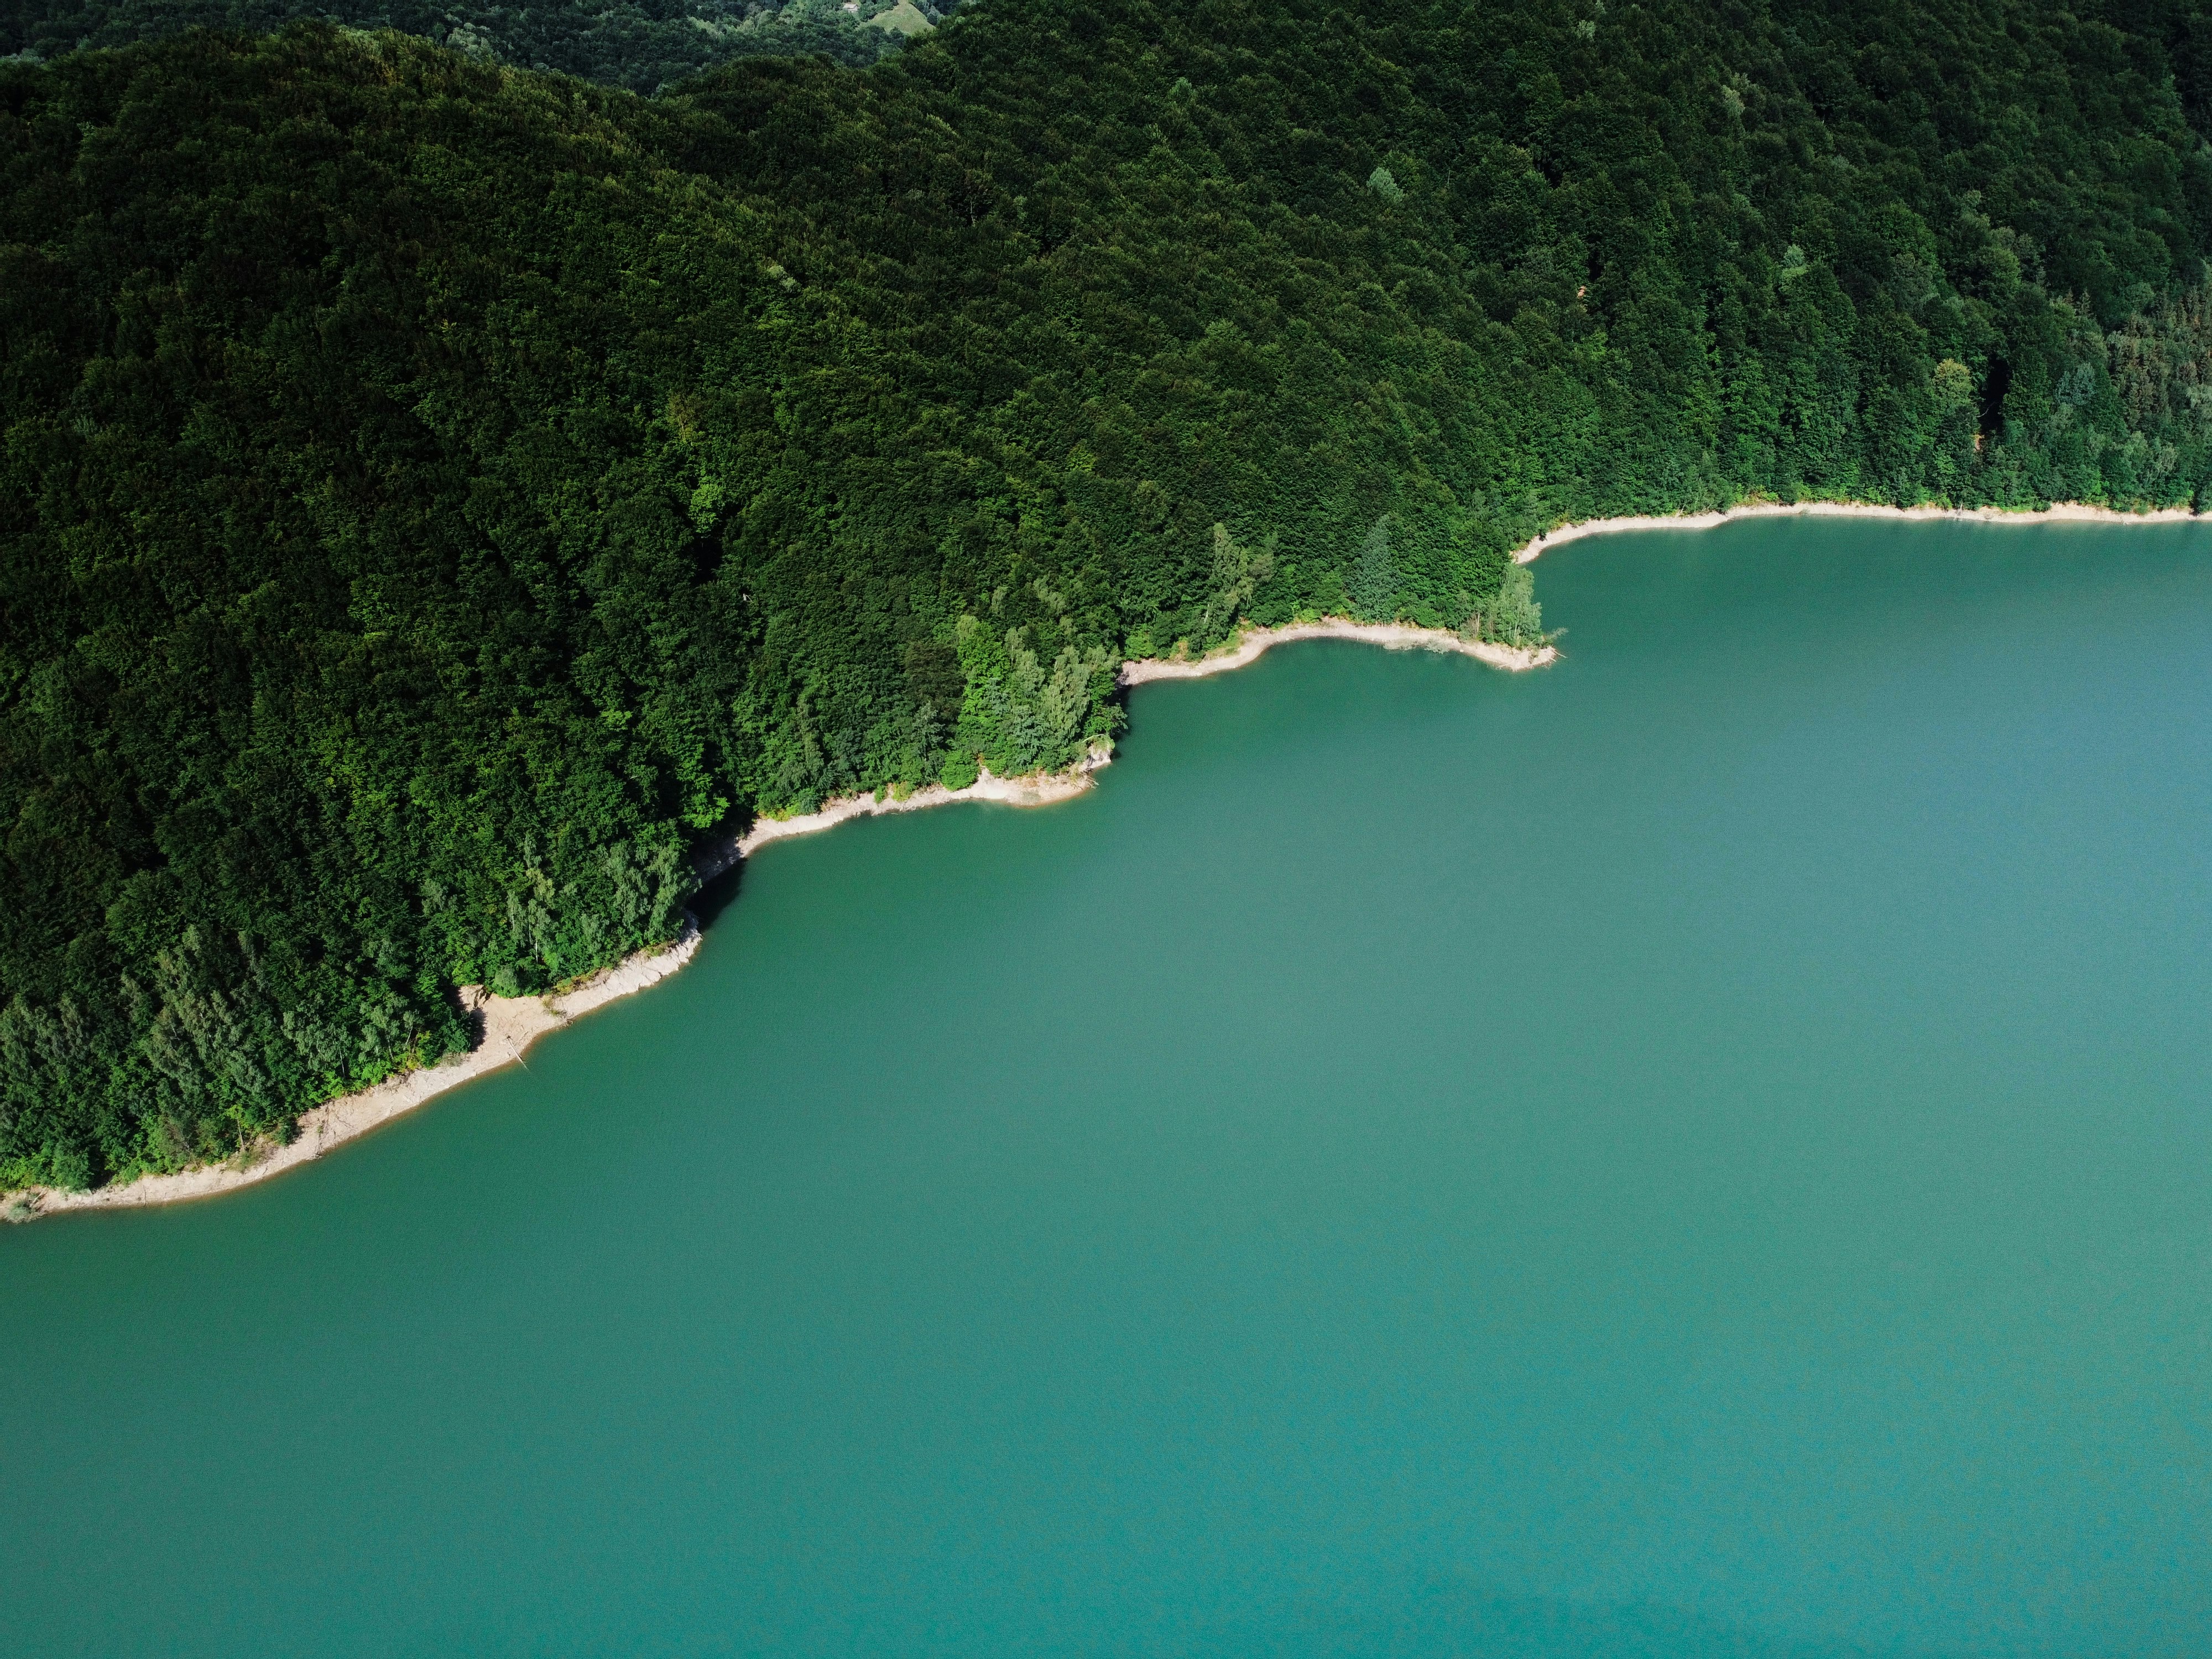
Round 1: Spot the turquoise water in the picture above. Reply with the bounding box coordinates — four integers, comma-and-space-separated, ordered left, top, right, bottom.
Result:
7, 519, 2212, 1656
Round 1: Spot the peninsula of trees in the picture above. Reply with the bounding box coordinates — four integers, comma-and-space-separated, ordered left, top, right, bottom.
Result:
6, 0, 2212, 1191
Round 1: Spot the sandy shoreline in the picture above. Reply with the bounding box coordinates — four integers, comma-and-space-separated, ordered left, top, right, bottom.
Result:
1509, 498, 2198, 564
697, 755, 1112, 877
1119, 618, 1556, 682
12, 498, 2191, 1220
6, 926, 704, 1220
4, 761, 1118, 1219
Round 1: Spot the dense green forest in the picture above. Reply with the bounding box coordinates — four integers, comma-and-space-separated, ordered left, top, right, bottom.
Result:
7, 0, 2212, 1194
4, 0, 938, 90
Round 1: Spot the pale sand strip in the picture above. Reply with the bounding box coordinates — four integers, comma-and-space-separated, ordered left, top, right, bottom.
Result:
1510, 499, 2198, 564
707, 755, 1111, 872
1120, 619, 1554, 684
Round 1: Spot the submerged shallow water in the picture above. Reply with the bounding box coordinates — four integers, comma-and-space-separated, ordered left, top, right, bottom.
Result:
7, 518, 2212, 1657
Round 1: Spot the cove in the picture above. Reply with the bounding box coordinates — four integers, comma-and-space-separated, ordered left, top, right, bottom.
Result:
6, 516, 2211, 1657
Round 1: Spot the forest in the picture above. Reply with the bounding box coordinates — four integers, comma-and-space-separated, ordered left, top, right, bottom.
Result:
5, 0, 941, 90
7, 0, 2212, 1192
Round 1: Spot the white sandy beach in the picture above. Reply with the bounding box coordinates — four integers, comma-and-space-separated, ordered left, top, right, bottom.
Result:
1509, 498, 2197, 564
1120, 618, 1556, 683
713, 755, 1110, 869
11, 495, 2194, 1220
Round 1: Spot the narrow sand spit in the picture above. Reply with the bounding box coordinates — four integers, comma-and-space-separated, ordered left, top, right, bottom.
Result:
1510, 499, 2198, 564
1120, 619, 1553, 684
14, 498, 2195, 1219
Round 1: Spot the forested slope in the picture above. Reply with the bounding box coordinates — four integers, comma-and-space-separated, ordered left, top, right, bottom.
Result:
4, 0, 936, 90
7, 0, 2212, 1192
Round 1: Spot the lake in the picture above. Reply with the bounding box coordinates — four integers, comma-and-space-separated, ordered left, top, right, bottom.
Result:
6, 518, 2210, 1656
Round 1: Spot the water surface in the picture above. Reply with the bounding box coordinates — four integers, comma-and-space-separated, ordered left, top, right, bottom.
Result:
7, 518, 2211, 1656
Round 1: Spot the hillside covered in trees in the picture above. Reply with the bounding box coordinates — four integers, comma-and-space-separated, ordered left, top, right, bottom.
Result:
7, 0, 2212, 1193
4, 0, 941, 90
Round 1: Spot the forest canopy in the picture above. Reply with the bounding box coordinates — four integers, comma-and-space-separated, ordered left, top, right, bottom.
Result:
7, 0, 2212, 1191
4, 0, 942, 90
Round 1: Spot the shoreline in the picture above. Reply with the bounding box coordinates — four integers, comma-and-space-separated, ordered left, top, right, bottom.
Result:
11, 498, 2189, 1220
1508, 498, 2199, 564
1119, 618, 1556, 683
4, 760, 1118, 1220
700, 755, 1112, 877
6, 926, 705, 1221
